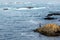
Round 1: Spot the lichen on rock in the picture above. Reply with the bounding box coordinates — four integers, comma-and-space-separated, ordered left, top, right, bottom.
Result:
34, 24, 60, 36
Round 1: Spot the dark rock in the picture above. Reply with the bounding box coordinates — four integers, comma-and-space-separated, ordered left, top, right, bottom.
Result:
47, 12, 60, 17
58, 19, 60, 21
33, 24, 60, 36
27, 7, 33, 9
44, 17, 57, 20
3, 8, 8, 10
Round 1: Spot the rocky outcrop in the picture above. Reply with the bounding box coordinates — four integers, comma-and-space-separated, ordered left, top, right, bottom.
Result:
33, 24, 60, 36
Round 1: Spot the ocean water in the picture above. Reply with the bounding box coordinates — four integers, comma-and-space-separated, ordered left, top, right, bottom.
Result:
0, 2, 60, 40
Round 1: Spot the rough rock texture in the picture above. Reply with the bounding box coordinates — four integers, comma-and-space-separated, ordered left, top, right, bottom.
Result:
34, 24, 60, 36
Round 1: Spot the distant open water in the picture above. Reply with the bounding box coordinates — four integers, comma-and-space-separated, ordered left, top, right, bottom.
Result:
0, 2, 60, 40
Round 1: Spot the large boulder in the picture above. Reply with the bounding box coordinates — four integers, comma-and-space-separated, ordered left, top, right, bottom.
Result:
34, 24, 60, 36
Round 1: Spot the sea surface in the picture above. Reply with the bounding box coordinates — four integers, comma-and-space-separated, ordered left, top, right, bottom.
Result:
0, 2, 60, 40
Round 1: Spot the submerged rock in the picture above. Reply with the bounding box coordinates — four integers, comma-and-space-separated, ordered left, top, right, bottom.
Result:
58, 20, 60, 21
33, 24, 60, 36
3, 8, 8, 10
26, 7, 33, 9
47, 12, 60, 17
44, 17, 57, 20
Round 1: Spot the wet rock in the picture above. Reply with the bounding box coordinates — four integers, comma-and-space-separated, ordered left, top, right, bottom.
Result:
27, 7, 33, 9
3, 8, 8, 10
44, 17, 57, 20
33, 24, 60, 36
47, 12, 60, 17
58, 20, 60, 21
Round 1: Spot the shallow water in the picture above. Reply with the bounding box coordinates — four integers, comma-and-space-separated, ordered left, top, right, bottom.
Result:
0, 3, 60, 40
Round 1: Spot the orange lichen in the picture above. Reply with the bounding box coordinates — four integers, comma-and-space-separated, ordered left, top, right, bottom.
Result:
34, 24, 60, 36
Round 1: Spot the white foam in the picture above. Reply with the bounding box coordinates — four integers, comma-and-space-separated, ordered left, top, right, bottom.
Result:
16, 7, 46, 10
32, 7, 46, 9
16, 8, 30, 10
